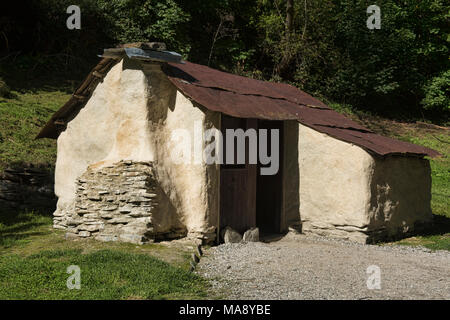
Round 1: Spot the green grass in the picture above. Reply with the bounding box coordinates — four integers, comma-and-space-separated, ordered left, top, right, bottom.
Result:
394, 234, 450, 251
0, 248, 207, 300
0, 210, 53, 249
0, 210, 209, 300
0, 90, 70, 171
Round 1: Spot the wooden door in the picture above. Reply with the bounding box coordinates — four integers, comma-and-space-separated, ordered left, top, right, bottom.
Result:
220, 115, 257, 234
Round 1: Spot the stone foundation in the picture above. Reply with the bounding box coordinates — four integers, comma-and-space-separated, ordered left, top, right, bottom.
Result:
54, 160, 187, 244
301, 218, 432, 244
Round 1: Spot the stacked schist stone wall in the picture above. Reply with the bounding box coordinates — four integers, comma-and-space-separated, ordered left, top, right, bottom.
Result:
57, 160, 186, 244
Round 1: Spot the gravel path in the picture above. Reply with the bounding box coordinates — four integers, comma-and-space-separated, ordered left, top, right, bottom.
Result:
196, 233, 450, 300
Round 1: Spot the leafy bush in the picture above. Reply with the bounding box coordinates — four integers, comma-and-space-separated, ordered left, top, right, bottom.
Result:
252, 0, 449, 117
96, 0, 190, 54
0, 0, 448, 118
421, 70, 450, 112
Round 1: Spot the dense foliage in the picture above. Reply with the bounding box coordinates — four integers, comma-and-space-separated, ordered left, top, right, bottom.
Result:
421, 70, 450, 113
0, 0, 448, 120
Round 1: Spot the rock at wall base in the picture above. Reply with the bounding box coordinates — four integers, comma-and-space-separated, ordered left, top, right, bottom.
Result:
221, 226, 242, 243
288, 222, 302, 234
95, 234, 119, 242
78, 231, 91, 238
53, 224, 67, 230
65, 232, 79, 240
118, 233, 147, 245
242, 227, 259, 242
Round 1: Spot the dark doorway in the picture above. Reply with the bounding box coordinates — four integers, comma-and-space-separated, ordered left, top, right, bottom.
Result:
256, 120, 284, 234
219, 115, 284, 237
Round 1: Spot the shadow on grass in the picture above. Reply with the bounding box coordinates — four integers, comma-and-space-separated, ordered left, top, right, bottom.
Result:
418, 214, 450, 237
391, 214, 450, 251
0, 231, 51, 248
0, 208, 53, 226
0, 208, 53, 248
2, 221, 50, 234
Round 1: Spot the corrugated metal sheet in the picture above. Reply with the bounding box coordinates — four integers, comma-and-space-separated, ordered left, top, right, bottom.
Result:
123, 47, 183, 63
164, 62, 440, 158
37, 57, 440, 158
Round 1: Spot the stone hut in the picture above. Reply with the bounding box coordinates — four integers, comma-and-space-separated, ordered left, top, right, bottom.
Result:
37, 43, 439, 244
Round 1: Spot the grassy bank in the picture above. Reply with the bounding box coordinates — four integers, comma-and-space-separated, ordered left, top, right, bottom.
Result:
0, 89, 70, 171
0, 211, 209, 300
0, 248, 206, 300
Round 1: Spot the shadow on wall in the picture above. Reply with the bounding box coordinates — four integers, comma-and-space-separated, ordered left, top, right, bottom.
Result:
154, 183, 187, 238
284, 120, 300, 233
142, 59, 182, 235
367, 156, 435, 243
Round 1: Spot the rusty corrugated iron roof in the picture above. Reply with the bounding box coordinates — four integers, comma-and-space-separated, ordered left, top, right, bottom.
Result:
163, 61, 440, 158
37, 57, 440, 158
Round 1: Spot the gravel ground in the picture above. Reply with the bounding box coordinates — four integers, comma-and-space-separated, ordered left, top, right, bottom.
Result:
196, 233, 450, 300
